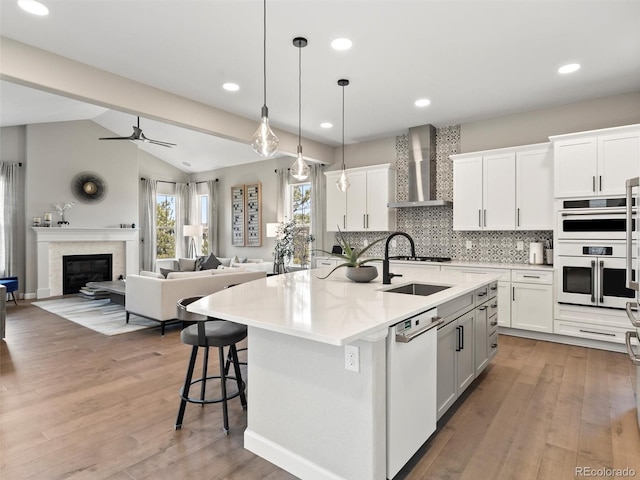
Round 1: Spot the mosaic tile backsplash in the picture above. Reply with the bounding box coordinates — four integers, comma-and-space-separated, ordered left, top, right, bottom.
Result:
339, 125, 553, 264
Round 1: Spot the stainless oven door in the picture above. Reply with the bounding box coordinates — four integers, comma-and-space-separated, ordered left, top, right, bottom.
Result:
557, 255, 637, 309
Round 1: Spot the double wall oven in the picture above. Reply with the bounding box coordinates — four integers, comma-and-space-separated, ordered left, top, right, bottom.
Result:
557, 197, 637, 309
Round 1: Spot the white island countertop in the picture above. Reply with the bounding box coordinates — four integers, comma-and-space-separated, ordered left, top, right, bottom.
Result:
187, 265, 502, 346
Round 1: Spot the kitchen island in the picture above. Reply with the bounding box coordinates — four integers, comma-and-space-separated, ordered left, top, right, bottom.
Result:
188, 265, 501, 480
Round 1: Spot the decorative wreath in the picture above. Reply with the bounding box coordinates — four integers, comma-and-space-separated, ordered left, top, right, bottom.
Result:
71, 172, 108, 203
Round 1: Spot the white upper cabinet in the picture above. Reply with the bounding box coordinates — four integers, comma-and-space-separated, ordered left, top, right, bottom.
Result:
325, 164, 396, 232
551, 124, 640, 198
452, 143, 552, 231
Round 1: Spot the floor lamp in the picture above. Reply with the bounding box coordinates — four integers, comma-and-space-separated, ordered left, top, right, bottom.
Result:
183, 225, 203, 259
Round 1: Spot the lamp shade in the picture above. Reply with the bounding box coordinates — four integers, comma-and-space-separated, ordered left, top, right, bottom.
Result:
266, 223, 280, 238
183, 225, 203, 237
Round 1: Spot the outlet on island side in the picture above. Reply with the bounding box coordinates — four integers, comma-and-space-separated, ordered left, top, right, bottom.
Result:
345, 344, 360, 373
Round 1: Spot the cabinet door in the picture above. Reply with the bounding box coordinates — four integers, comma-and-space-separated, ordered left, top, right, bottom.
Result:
475, 304, 489, 375
325, 172, 347, 232
598, 132, 640, 196
453, 156, 483, 230
436, 320, 458, 420
483, 152, 516, 230
516, 147, 553, 230
554, 138, 598, 198
511, 282, 553, 333
497, 281, 511, 327
457, 310, 476, 392
366, 168, 395, 231
345, 170, 367, 231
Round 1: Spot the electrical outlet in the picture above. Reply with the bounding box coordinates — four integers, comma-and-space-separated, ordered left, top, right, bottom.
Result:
390, 239, 397, 248
465, 240, 472, 250
517, 241, 524, 251
363, 238, 369, 247
345, 344, 359, 372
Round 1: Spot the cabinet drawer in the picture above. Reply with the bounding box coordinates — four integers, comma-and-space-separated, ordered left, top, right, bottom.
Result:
488, 331, 498, 360
511, 269, 553, 284
475, 285, 489, 304
488, 297, 498, 318
488, 315, 499, 336
442, 266, 510, 282
553, 320, 633, 345
488, 281, 498, 299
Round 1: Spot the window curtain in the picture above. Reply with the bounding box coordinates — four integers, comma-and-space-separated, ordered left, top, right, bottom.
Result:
140, 178, 157, 272
275, 168, 289, 222
309, 163, 325, 267
206, 179, 218, 254
175, 183, 188, 258
0, 162, 19, 277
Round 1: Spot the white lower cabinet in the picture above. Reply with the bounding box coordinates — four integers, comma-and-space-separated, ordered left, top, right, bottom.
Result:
497, 281, 511, 327
511, 270, 553, 333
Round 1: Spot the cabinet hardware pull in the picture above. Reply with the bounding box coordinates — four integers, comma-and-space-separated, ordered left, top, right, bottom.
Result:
460, 324, 464, 350
477, 291, 487, 297
478, 306, 488, 311
490, 321, 498, 326
625, 331, 640, 365
490, 303, 498, 308
512, 286, 515, 301
591, 260, 596, 303
366, 214, 369, 229
491, 343, 498, 348
592, 176, 596, 192
599, 260, 604, 304
456, 326, 461, 352
363, 214, 366, 229
343, 215, 346, 229
522, 275, 540, 279
579, 329, 615, 337
599, 175, 602, 191
517, 208, 520, 227
490, 285, 497, 291
478, 210, 481, 227
484, 209, 487, 227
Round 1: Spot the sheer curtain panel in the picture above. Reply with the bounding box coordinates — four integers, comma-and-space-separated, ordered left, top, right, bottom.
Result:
140, 178, 157, 272
0, 162, 19, 277
206, 180, 218, 254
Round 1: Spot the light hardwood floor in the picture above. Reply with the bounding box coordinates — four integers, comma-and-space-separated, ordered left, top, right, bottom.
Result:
1, 301, 639, 480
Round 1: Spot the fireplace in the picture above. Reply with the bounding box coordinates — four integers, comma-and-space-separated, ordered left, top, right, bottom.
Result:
62, 254, 113, 294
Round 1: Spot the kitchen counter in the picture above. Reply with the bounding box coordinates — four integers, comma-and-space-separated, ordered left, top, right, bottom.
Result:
187, 267, 500, 480
188, 266, 502, 346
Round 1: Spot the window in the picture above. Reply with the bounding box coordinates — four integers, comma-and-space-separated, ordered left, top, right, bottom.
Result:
289, 182, 312, 266
156, 194, 176, 258
199, 194, 209, 255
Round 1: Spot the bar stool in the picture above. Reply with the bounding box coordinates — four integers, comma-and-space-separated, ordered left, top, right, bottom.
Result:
175, 296, 247, 435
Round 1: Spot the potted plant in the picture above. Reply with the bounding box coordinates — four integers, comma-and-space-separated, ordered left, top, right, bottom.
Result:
316, 228, 386, 283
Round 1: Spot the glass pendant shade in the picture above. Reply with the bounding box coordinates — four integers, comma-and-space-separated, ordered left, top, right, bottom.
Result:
336, 168, 350, 192
291, 146, 310, 181
251, 106, 279, 157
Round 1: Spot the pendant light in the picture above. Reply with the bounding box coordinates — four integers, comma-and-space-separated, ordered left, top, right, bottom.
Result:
290, 37, 310, 181
336, 79, 350, 192
251, 0, 279, 158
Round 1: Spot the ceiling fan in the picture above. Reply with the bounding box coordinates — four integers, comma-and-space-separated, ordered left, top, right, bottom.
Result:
99, 116, 176, 147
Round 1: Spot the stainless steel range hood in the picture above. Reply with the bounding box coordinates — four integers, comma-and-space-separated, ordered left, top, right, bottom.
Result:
387, 124, 452, 208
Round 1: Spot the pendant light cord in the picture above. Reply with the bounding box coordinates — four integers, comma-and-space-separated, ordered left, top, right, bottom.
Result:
262, 0, 267, 109
341, 84, 345, 170
298, 44, 302, 147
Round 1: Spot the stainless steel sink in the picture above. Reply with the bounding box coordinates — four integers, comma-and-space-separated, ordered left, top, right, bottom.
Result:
385, 283, 451, 296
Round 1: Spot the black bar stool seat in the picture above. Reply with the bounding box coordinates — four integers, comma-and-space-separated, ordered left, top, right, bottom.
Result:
175, 297, 248, 435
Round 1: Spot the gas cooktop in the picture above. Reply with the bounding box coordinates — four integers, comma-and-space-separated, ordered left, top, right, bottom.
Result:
389, 255, 452, 263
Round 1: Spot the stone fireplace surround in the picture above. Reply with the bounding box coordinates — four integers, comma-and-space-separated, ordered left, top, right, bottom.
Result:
32, 227, 139, 298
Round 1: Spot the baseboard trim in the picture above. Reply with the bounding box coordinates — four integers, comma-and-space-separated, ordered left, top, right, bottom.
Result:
24, 293, 37, 300
244, 429, 344, 480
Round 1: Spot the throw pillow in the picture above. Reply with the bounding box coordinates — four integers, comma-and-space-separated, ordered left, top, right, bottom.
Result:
160, 268, 176, 278
178, 258, 197, 271
198, 253, 222, 270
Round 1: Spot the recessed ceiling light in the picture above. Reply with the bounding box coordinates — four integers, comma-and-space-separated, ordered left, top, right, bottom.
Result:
320, 122, 333, 129
223, 82, 240, 92
17, 0, 49, 15
331, 38, 352, 51
558, 63, 581, 74
415, 98, 431, 107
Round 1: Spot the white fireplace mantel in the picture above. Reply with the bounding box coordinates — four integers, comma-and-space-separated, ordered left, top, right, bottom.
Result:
32, 227, 139, 298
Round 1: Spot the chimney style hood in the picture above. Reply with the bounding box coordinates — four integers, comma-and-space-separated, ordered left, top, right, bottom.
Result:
387, 124, 452, 208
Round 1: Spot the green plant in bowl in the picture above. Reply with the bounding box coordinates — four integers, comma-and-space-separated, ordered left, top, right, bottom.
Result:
316, 227, 386, 281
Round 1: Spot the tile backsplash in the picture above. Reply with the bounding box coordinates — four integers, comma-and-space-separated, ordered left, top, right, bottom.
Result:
338, 125, 553, 264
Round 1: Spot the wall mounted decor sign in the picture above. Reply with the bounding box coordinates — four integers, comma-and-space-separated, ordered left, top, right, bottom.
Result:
231, 182, 262, 247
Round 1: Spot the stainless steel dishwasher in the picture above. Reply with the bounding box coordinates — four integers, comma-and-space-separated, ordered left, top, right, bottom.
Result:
386, 307, 442, 479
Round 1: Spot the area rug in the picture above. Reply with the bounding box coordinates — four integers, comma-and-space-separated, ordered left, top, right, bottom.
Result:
32, 297, 158, 336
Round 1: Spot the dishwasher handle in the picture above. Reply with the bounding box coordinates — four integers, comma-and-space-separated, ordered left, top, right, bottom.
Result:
395, 317, 443, 343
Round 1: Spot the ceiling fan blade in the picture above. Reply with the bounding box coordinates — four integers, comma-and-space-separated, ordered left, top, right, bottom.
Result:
147, 139, 177, 147
99, 136, 135, 140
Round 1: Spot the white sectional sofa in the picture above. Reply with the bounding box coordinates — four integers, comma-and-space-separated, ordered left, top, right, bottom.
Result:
156, 255, 273, 275
125, 269, 266, 334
